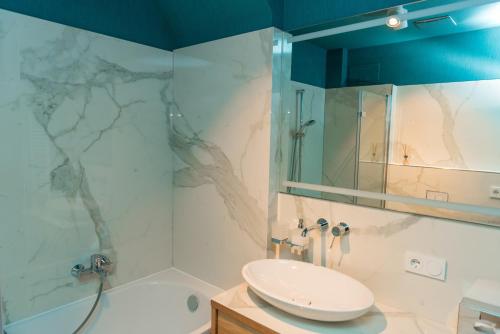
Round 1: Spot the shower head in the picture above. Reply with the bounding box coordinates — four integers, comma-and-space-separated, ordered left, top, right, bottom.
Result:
292, 119, 316, 139
300, 119, 316, 129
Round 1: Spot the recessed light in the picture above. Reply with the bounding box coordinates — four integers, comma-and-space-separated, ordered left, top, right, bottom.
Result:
386, 5, 408, 30
386, 16, 402, 28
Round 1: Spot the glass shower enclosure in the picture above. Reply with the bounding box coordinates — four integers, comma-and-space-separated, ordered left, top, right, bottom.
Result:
322, 85, 392, 208
283, 82, 393, 209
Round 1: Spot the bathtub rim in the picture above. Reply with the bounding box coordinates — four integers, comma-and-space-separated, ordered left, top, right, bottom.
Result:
5, 267, 223, 332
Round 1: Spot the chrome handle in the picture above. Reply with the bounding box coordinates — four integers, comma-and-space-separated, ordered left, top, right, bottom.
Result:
91, 254, 112, 271
329, 236, 337, 249
71, 264, 86, 278
330, 222, 350, 249
331, 222, 349, 237
316, 218, 329, 231
474, 320, 498, 334
91, 254, 113, 277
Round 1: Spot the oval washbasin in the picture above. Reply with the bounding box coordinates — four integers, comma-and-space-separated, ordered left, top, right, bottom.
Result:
242, 259, 374, 322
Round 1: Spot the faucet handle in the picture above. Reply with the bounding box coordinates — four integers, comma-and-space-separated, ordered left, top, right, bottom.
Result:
91, 254, 113, 275
329, 236, 337, 249
331, 222, 349, 237
330, 222, 350, 249
71, 264, 86, 278
316, 218, 329, 230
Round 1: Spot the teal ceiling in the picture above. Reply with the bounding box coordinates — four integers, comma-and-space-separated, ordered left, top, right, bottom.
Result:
0, 0, 177, 49
0, 0, 413, 51
155, 0, 282, 49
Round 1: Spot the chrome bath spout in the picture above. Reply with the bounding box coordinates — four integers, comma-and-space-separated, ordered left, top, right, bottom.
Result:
301, 218, 329, 237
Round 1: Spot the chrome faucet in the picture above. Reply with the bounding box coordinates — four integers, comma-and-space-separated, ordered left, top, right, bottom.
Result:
71, 254, 113, 279
301, 218, 329, 237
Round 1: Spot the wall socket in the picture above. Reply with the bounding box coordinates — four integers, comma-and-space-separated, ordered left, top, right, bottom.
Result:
490, 186, 500, 199
405, 251, 447, 281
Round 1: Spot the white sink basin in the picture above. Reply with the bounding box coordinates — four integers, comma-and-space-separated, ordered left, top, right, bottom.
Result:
242, 259, 374, 322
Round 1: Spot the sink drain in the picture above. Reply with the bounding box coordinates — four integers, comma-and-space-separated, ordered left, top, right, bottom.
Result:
187, 294, 199, 313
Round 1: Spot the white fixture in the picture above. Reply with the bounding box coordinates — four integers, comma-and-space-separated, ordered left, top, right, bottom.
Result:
386, 6, 409, 30
242, 259, 374, 322
404, 251, 447, 281
490, 186, 500, 199
386, 16, 401, 28
458, 279, 500, 334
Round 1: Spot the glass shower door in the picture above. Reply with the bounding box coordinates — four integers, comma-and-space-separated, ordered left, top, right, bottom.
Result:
356, 90, 391, 208
322, 86, 391, 207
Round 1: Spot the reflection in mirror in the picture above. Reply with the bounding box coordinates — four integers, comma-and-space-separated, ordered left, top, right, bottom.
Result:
280, 0, 500, 225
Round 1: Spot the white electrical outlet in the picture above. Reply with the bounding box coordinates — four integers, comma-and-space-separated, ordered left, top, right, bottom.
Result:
405, 251, 447, 281
490, 186, 500, 199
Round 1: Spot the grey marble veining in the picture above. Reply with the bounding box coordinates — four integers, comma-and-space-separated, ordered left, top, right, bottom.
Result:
171, 28, 274, 289
20, 28, 172, 256
286, 193, 420, 238
167, 103, 267, 248
352, 215, 421, 237
422, 84, 474, 169
0, 9, 175, 322
392, 80, 500, 171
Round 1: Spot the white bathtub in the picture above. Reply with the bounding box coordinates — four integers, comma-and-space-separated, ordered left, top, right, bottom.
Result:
5, 268, 222, 334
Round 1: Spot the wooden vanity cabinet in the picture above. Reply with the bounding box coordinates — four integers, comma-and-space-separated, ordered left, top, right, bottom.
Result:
211, 300, 278, 334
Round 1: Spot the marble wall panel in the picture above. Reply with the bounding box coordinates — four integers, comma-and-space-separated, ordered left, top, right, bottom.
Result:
0, 9, 174, 323
391, 80, 500, 171
171, 28, 276, 289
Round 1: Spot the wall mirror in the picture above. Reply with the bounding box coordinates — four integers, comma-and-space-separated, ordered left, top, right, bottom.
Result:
279, 0, 500, 226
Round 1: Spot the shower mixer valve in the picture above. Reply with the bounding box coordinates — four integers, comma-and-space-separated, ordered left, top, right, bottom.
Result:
330, 222, 350, 249
71, 254, 113, 279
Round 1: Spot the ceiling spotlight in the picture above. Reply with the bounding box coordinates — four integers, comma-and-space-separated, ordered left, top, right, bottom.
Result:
386, 16, 402, 28
386, 5, 408, 30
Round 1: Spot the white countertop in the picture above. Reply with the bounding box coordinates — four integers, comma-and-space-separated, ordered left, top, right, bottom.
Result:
212, 283, 455, 334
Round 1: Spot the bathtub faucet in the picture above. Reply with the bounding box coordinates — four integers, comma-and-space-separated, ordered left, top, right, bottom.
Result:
301, 218, 329, 237
71, 254, 113, 279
